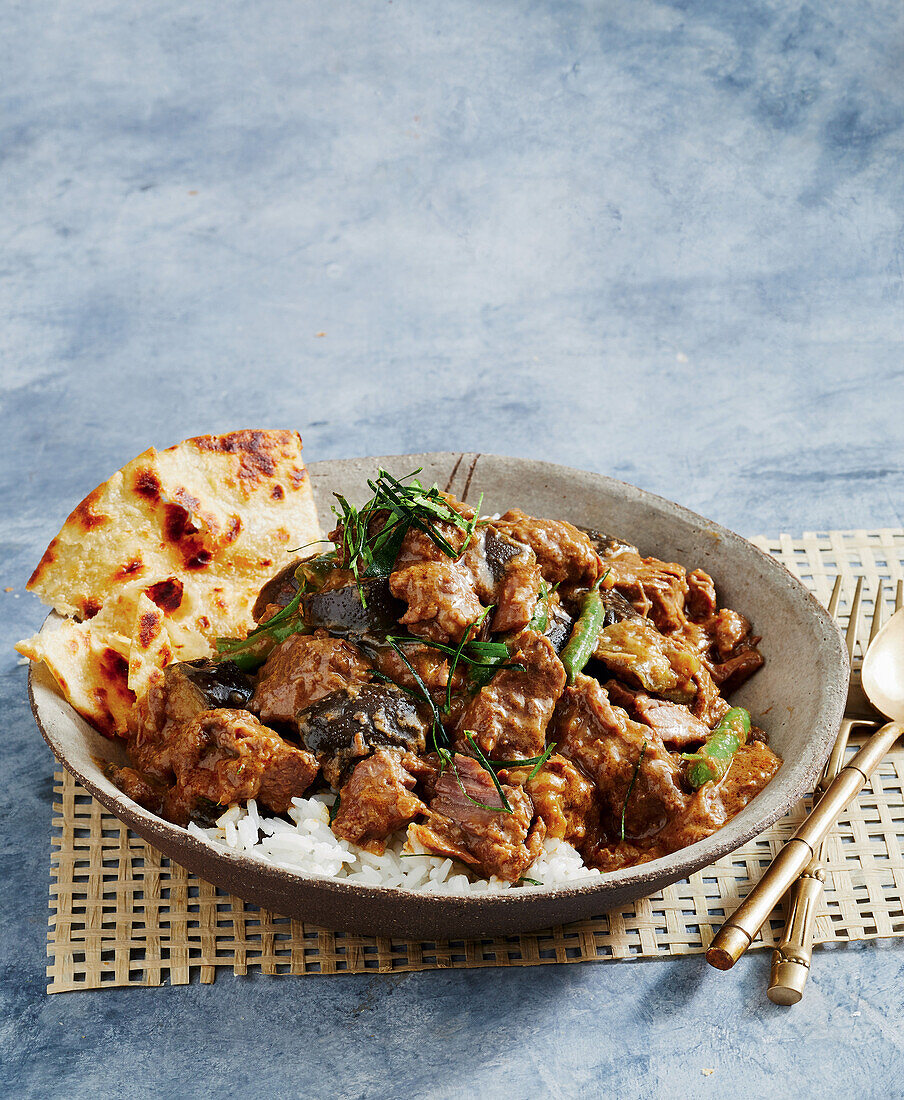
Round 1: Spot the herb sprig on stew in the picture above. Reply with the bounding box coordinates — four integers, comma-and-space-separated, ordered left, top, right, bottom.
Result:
331, 468, 483, 606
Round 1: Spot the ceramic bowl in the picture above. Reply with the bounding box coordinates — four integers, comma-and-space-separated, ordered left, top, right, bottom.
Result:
29, 453, 848, 939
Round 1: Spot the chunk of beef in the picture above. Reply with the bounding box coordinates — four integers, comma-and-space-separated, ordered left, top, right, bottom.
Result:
390, 559, 484, 643
370, 642, 472, 734
710, 648, 765, 693
582, 838, 660, 873
371, 643, 463, 700
552, 675, 688, 842
296, 682, 430, 788
488, 548, 544, 635
391, 494, 475, 568
627, 692, 711, 748
706, 608, 754, 660
603, 551, 689, 633
677, 605, 764, 694
250, 631, 371, 726
493, 509, 604, 588
603, 680, 711, 748
386, 499, 545, 643
686, 568, 717, 620
501, 753, 598, 847
464, 526, 543, 634
456, 628, 566, 758
592, 618, 699, 702
690, 663, 732, 726
107, 764, 168, 815
602, 678, 641, 713
163, 709, 319, 826
655, 740, 781, 851
131, 658, 255, 780
410, 754, 545, 881
331, 749, 427, 854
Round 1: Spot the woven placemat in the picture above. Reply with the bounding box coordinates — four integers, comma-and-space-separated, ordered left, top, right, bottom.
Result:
46, 529, 904, 992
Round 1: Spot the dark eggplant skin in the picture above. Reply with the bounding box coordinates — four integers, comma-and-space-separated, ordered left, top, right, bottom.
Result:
572, 525, 640, 624
296, 682, 429, 786
483, 526, 528, 580
163, 658, 256, 720
577, 525, 638, 559
300, 576, 405, 641
601, 588, 639, 626
545, 602, 574, 653
252, 559, 301, 623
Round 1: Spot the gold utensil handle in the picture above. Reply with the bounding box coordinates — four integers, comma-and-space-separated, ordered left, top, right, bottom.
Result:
706, 722, 901, 971
767, 719, 868, 1004
767, 852, 825, 1004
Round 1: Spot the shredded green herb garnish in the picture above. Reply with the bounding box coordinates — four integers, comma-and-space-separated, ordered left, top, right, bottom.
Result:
328, 795, 341, 824
386, 622, 524, 703
385, 636, 449, 751
463, 733, 514, 813
526, 742, 557, 782
444, 628, 473, 715
287, 538, 333, 554
519, 877, 543, 887
528, 581, 550, 633
331, 492, 377, 605
620, 740, 647, 842
216, 589, 303, 652
485, 742, 557, 781
437, 746, 514, 815
329, 469, 481, 610
443, 604, 493, 713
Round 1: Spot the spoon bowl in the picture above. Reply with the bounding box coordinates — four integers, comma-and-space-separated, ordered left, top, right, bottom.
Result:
861, 607, 904, 721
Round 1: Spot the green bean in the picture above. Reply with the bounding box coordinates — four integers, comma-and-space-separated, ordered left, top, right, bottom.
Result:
214, 589, 311, 671
682, 706, 752, 788
215, 612, 311, 671
214, 556, 334, 671
560, 580, 607, 684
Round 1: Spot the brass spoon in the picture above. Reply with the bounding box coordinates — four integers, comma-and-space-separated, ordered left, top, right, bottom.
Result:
706, 606, 904, 970
861, 605, 904, 721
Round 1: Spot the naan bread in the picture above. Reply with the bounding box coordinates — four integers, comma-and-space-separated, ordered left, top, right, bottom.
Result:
127, 593, 176, 697
17, 429, 322, 736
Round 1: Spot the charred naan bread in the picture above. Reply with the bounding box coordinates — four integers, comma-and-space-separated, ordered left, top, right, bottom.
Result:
17, 430, 322, 736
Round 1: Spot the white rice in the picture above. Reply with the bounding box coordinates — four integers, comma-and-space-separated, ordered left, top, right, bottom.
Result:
187, 792, 604, 894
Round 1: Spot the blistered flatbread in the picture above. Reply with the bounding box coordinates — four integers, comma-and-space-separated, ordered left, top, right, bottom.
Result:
18, 595, 136, 737
17, 429, 322, 735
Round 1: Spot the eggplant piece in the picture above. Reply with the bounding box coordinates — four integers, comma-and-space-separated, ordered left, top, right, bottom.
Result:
190, 796, 227, 828
162, 658, 255, 724
577, 525, 638, 559
602, 588, 639, 627
296, 682, 429, 787
300, 576, 405, 640
545, 602, 574, 653
252, 559, 302, 623
483, 526, 529, 580
549, 588, 634, 658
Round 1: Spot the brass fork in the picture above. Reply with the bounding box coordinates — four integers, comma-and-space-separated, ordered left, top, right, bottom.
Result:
767, 576, 904, 1005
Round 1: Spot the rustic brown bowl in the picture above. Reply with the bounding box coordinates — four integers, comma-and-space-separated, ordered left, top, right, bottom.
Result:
29, 453, 848, 939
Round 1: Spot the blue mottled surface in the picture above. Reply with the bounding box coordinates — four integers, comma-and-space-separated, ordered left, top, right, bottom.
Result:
2, 1, 904, 1096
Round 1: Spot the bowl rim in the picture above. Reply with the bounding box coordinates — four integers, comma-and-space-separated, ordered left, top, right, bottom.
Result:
28, 451, 849, 911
